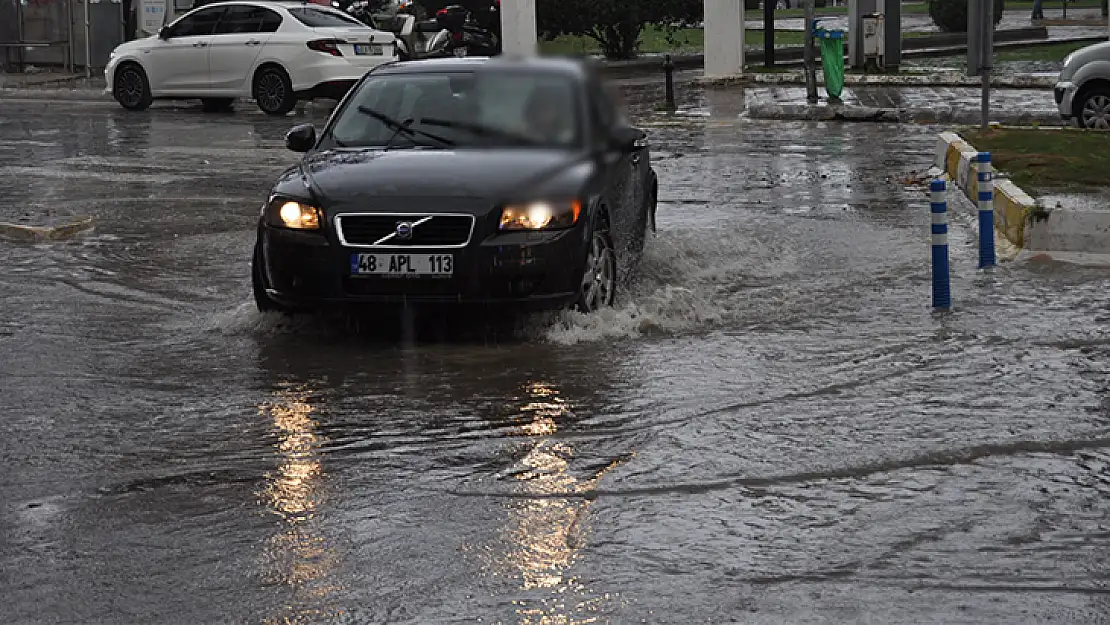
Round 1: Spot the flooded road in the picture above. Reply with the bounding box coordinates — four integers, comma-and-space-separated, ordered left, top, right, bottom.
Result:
2, 93, 1109, 624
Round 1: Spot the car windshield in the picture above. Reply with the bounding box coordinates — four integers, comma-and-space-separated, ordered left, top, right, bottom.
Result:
286, 6, 364, 27
327, 70, 583, 150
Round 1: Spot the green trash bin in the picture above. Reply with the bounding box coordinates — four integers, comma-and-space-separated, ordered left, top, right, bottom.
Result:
814, 26, 845, 101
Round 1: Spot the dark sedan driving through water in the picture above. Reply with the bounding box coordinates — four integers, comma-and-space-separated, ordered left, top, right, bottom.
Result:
252, 56, 658, 314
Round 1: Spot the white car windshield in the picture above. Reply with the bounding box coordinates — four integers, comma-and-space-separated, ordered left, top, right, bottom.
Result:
328, 71, 583, 149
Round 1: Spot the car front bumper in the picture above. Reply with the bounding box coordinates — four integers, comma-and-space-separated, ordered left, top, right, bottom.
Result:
1055, 80, 1078, 118
103, 56, 118, 95
258, 223, 588, 311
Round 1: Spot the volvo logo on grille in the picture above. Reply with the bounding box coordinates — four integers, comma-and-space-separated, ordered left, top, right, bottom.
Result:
395, 221, 414, 240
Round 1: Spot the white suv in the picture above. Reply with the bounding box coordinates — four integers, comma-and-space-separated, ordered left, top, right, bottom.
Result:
1055, 41, 1110, 130
105, 1, 398, 115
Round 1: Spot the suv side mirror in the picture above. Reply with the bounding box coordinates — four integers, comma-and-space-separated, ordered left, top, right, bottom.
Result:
285, 124, 317, 153
158, 25, 171, 39
611, 126, 646, 153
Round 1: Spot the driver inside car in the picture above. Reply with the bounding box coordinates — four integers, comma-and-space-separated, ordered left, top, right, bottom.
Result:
521, 85, 575, 146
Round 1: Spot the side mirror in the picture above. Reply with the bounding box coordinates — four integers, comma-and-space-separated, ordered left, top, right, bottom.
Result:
158, 25, 171, 39
285, 124, 317, 153
611, 126, 646, 153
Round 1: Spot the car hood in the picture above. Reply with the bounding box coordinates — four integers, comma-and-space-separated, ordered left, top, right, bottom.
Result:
1062, 41, 1110, 79
296, 148, 593, 206
112, 36, 157, 55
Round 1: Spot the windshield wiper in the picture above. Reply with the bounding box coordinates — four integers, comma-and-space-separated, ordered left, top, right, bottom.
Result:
383, 118, 413, 151
418, 117, 539, 146
357, 105, 455, 148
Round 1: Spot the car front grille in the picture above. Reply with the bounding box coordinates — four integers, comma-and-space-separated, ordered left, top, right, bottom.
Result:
335, 214, 475, 248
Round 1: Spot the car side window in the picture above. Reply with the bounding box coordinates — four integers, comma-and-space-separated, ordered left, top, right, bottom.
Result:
170, 6, 225, 37
587, 79, 618, 142
213, 5, 258, 34
259, 8, 282, 32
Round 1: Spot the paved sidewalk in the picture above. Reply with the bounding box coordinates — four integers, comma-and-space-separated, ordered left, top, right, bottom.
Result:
747, 7, 1107, 36
742, 85, 1065, 125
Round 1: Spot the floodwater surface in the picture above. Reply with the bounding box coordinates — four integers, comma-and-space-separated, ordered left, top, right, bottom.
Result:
1, 92, 1109, 624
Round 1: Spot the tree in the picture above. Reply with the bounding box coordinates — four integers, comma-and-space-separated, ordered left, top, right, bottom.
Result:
536, 0, 702, 60
927, 0, 1005, 33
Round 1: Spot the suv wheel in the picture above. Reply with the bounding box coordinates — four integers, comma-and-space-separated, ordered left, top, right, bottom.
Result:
1078, 85, 1110, 130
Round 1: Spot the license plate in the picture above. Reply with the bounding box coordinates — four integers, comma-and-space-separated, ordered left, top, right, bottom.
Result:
354, 43, 383, 55
350, 253, 453, 276
452, 46, 467, 57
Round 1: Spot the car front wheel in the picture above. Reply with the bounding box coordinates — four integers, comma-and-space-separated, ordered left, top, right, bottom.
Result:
576, 226, 617, 313
253, 66, 297, 116
1078, 85, 1110, 130
113, 63, 153, 111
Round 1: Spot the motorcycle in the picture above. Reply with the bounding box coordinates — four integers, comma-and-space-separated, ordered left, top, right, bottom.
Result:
424, 3, 500, 58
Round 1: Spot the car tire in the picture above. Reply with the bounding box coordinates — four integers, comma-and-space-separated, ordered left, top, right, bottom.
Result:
575, 220, 617, 313
1077, 84, 1110, 130
253, 66, 297, 116
201, 97, 235, 113
113, 63, 153, 111
252, 243, 293, 314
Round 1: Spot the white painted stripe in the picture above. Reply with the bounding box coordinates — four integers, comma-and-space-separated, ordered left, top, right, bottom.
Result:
980, 201, 994, 212
931, 212, 948, 225
931, 191, 946, 203
932, 233, 948, 246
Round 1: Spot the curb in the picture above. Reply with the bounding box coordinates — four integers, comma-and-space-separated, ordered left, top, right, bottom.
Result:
931, 130, 1110, 261
745, 102, 1066, 126
0, 88, 112, 102
0, 217, 96, 242
933, 131, 1036, 255
703, 71, 1057, 88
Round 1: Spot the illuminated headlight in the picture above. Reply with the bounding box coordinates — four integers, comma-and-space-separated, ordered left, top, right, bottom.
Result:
499, 200, 582, 231
266, 197, 321, 230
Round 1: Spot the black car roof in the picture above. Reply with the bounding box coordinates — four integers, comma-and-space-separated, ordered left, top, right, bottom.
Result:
373, 56, 594, 80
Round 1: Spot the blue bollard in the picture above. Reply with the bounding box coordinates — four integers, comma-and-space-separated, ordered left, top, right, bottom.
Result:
977, 152, 996, 268
931, 179, 951, 310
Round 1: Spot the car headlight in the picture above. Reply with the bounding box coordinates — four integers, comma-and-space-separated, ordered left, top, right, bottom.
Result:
499, 200, 582, 231
265, 197, 321, 230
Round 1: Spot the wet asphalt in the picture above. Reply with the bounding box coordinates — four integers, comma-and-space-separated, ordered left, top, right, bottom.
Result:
2, 88, 1110, 624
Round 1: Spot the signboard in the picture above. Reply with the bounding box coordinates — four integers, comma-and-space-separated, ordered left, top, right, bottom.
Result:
140, 0, 168, 36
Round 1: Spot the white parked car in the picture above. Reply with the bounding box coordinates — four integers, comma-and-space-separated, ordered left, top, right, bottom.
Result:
1055, 41, 1110, 130
105, 1, 399, 115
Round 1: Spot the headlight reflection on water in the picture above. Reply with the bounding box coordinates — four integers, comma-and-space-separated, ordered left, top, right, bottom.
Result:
491, 382, 628, 624
258, 385, 345, 625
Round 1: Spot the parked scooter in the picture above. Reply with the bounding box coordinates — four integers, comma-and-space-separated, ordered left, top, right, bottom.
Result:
424, 3, 500, 58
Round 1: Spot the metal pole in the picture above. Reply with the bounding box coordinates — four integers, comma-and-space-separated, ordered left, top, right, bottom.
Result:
883, 0, 900, 69
66, 0, 74, 73
663, 53, 675, 112
764, 0, 775, 67
16, 0, 25, 71
804, 0, 817, 102
84, 0, 91, 78
977, 152, 996, 268
930, 179, 951, 310
980, 0, 992, 128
